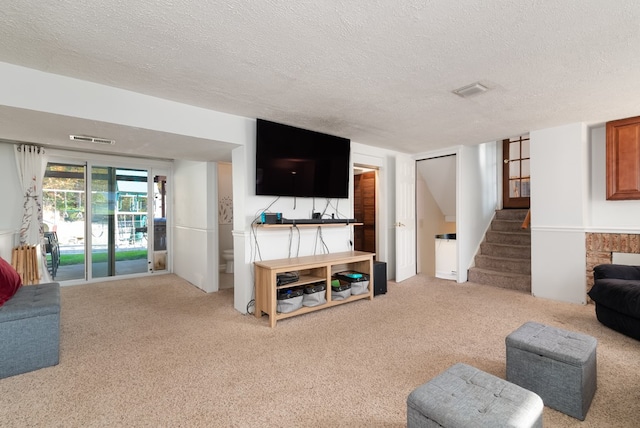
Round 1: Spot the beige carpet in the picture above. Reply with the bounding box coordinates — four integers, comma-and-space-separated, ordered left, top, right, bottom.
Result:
1, 274, 639, 427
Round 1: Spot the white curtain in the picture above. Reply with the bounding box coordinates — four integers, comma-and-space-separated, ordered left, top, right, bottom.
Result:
14, 144, 51, 282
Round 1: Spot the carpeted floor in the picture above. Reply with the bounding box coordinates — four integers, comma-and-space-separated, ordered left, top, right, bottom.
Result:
1, 273, 638, 427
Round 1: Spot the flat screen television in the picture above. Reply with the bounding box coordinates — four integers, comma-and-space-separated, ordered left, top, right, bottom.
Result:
255, 119, 351, 198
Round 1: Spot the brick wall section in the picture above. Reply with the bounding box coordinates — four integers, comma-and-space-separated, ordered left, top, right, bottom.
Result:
585, 233, 640, 289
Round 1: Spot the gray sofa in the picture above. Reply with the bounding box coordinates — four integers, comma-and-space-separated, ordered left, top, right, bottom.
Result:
0, 282, 60, 379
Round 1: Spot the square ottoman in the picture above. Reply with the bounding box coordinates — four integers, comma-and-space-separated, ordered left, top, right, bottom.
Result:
0, 282, 60, 379
506, 322, 597, 420
407, 363, 543, 428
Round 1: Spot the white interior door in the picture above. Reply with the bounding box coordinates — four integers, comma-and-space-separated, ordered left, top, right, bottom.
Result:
395, 153, 416, 282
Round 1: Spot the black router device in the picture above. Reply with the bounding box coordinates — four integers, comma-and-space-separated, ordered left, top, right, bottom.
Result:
260, 212, 282, 224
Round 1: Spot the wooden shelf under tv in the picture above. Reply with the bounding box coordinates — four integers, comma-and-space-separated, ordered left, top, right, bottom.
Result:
257, 222, 363, 228
254, 251, 374, 327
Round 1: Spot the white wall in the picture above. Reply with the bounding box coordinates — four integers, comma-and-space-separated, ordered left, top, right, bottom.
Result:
416, 155, 457, 220
530, 123, 588, 304
0, 143, 21, 259
0, 143, 23, 233
173, 160, 219, 292
232, 145, 250, 313
457, 142, 499, 282
589, 124, 640, 232
0, 62, 251, 144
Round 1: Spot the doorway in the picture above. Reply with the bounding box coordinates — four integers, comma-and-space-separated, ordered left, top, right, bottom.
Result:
353, 168, 376, 254
218, 162, 234, 289
353, 166, 377, 255
503, 136, 530, 209
415, 155, 457, 277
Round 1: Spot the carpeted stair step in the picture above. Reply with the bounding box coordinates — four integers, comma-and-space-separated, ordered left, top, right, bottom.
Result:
491, 219, 528, 232
474, 254, 531, 275
468, 267, 531, 292
479, 242, 530, 259
485, 230, 531, 246
491, 209, 530, 232
494, 209, 529, 221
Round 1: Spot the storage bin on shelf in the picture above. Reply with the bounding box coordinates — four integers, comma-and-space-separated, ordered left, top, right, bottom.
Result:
302, 281, 326, 307
277, 287, 304, 313
330, 279, 351, 300
334, 271, 370, 296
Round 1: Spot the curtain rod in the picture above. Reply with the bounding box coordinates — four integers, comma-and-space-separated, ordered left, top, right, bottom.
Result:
16, 144, 45, 154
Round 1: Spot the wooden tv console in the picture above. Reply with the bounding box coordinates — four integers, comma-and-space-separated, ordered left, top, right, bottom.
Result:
254, 251, 375, 327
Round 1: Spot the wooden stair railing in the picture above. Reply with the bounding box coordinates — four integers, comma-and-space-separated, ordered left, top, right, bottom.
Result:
521, 209, 531, 230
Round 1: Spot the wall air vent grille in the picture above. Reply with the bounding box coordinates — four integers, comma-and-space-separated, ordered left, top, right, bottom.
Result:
69, 135, 115, 145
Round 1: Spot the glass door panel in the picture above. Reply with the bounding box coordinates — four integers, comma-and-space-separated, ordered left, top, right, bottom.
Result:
42, 163, 86, 281
91, 166, 149, 278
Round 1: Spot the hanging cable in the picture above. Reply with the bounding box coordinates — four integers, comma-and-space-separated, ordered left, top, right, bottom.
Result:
327, 198, 348, 219
321, 198, 331, 218
250, 196, 281, 262
314, 226, 329, 254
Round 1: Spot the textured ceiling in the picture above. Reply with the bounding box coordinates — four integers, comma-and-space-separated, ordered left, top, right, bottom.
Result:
1, 1, 640, 159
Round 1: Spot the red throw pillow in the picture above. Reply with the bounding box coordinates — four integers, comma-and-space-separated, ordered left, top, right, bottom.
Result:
0, 256, 22, 306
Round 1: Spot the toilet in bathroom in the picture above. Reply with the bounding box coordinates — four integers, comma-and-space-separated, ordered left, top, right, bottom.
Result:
222, 249, 234, 273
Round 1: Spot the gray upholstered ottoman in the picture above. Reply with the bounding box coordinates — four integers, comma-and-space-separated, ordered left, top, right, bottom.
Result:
407, 363, 543, 428
506, 322, 597, 420
0, 282, 60, 379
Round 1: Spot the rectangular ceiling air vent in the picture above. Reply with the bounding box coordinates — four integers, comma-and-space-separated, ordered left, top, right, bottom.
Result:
69, 135, 115, 145
452, 82, 488, 98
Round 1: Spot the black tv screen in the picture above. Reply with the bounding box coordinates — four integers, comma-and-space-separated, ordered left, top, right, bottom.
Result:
255, 119, 351, 198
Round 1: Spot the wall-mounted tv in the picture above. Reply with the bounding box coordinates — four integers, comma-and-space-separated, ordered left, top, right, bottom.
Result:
255, 119, 351, 199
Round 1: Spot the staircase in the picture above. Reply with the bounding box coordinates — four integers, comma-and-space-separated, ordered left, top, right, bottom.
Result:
468, 209, 531, 292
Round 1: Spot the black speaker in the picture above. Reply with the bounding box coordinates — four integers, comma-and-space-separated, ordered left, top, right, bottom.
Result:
373, 261, 387, 296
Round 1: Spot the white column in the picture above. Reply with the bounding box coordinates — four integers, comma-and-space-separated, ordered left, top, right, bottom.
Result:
530, 123, 588, 304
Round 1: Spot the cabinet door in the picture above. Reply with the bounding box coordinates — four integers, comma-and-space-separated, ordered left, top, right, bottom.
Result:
607, 116, 640, 200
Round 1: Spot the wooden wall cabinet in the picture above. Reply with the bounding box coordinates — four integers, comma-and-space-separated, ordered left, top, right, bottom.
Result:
607, 116, 640, 200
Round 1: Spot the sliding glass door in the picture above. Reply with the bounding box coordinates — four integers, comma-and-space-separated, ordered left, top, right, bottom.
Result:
43, 160, 169, 282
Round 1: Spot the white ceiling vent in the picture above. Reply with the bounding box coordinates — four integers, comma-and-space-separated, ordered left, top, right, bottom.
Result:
452, 82, 488, 98
69, 134, 115, 145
